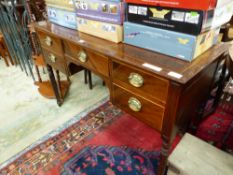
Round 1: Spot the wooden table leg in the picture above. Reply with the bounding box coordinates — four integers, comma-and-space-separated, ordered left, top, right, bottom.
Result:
84, 69, 88, 84
158, 82, 182, 175
6, 53, 14, 66
35, 65, 42, 83
0, 42, 9, 67
88, 70, 92, 90
0, 55, 9, 67
56, 70, 63, 99
46, 64, 62, 106
159, 136, 171, 175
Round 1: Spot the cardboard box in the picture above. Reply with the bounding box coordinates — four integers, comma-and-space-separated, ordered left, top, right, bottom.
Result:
124, 22, 219, 61
125, 0, 232, 10
77, 17, 123, 43
126, 2, 233, 35
45, 0, 75, 11
125, 4, 214, 35
210, 2, 233, 29
47, 6, 77, 29
73, 0, 124, 24
102, 0, 122, 1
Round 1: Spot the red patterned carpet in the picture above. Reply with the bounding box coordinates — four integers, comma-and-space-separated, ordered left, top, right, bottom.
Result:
195, 79, 233, 152
0, 102, 180, 175
196, 107, 233, 151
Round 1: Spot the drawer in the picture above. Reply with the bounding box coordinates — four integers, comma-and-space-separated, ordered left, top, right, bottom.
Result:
43, 49, 67, 74
112, 63, 169, 104
37, 30, 63, 56
63, 40, 109, 77
112, 85, 164, 131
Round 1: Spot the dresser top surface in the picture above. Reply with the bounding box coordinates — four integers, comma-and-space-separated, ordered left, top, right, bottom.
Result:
35, 21, 230, 84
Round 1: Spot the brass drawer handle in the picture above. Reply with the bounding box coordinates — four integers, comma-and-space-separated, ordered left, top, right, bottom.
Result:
128, 97, 142, 112
78, 50, 87, 63
128, 72, 144, 88
49, 53, 56, 63
44, 36, 52, 46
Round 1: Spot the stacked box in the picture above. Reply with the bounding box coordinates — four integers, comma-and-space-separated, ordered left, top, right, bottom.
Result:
125, 0, 233, 10
74, 0, 123, 24
210, 2, 233, 29
124, 0, 233, 61
45, 0, 77, 29
47, 7, 77, 29
125, 4, 214, 35
125, 2, 233, 35
45, 0, 75, 11
124, 22, 220, 61
73, 0, 123, 43
77, 17, 123, 43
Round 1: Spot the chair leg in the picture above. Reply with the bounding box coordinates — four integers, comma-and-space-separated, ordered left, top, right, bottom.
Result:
84, 69, 93, 89
84, 69, 88, 84
88, 70, 93, 90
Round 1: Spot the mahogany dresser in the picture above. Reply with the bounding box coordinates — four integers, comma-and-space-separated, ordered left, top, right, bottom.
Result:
34, 21, 230, 175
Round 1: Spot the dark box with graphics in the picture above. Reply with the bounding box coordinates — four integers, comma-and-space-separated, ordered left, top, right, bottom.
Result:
125, 0, 232, 11
125, 4, 214, 35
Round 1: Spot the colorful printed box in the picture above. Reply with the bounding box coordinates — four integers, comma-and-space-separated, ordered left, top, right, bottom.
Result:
124, 22, 219, 61
77, 17, 123, 43
73, 0, 124, 25
125, 0, 232, 10
210, 2, 233, 30
45, 0, 75, 11
47, 6, 77, 29
125, 4, 214, 35
125, 2, 233, 35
